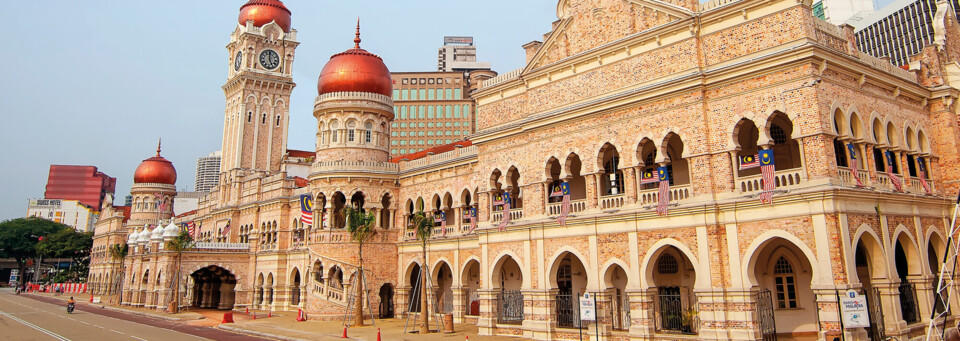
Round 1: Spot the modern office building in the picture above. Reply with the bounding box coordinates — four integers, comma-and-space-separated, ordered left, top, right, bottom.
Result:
437, 36, 491, 72
811, 0, 875, 24
26, 198, 99, 232
195, 151, 221, 192
43, 165, 116, 210
849, 0, 960, 67
388, 71, 481, 156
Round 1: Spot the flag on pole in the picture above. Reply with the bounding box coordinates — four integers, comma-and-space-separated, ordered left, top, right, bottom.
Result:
222, 222, 230, 235
739, 154, 760, 170
918, 157, 931, 195
187, 221, 196, 237
885, 150, 903, 192
551, 182, 571, 225
640, 170, 658, 184
497, 192, 512, 232
154, 193, 165, 212
847, 144, 863, 187
656, 166, 670, 216
468, 207, 477, 234
759, 149, 776, 204
435, 211, 447, 236
299, 194, 314, 226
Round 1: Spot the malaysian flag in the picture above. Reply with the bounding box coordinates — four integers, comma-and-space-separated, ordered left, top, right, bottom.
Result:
468, 207, 477, 233
759, 149, 775, 204
847, 144, 863, 187
222, 222, 230, 235
186, 221, 196, 237
497, 192, 511, 232
739, 154, 760, 170
155, 192, 165, 212
885, 150, 903, 192
550, 182, 571, 225
656, 166, 670, 215
640, 170, 658, 184
435, 211, 447, 237
299, 194, 314, 226
918, 157, 931, 195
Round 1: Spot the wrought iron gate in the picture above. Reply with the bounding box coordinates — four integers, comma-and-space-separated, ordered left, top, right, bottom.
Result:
756, 289, 777, 341
497, 290, 524, 324
555, 292, 580, 328
611, 295, 630, 331
863, 288, 885, 341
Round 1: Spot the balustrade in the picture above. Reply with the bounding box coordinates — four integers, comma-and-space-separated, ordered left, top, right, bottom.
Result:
737, 168, 803, 194
639, 185, 691, 205
548, 199, 587, 215
600, 194, 625, 209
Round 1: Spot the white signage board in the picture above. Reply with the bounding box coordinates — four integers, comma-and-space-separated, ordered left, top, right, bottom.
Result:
92, 297, 101, 304
579, 293, 597, 321
839, 290, 870, 328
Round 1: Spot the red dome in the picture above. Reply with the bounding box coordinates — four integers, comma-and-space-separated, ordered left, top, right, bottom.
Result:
317, 22, 392, 97
238, 0, 291, 33
133, 144, 177, 185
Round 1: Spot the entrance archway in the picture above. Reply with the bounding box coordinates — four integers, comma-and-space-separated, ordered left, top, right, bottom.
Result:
604, 264, 629, 331
491, 255, 524, 324
379, 283, 395, 318
290, 269, 301, 306
549, 252, 587, 328
461, 260, 481, 316
749, 237, 817, 339
649, 246, 697, 334
408, 263, 422, 312
434, 262, 453, 313
190, 265, 237, 310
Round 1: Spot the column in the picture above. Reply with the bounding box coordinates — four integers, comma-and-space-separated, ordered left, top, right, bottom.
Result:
586, 173, 599, 209
623, 167, 638, 204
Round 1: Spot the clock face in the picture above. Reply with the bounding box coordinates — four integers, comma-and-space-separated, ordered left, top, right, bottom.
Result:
234, 51, 242, 71
259, 50, 280, 70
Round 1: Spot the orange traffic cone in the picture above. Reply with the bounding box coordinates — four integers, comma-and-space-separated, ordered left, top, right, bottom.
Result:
252, 313, 256, 320
376, 328, 381, 341
245, 307, 249, 314
89, 295, 93, 303
268, 312, 272, 318
342, 325, 348, 338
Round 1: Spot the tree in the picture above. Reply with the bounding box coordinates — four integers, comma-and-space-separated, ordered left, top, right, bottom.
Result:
165, 230, 194, 313
36, 227, 93, 282
410, 211, 435, 334
108, 243, 128, 304
344, 206, 376, 326
0, 217, 67, 285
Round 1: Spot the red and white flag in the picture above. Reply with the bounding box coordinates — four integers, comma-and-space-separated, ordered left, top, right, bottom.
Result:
497, 192, 511, 232
918, 158, 931, 195
656, 167, 670, 216
759, 150, 775, 204
847, 144, 863, 187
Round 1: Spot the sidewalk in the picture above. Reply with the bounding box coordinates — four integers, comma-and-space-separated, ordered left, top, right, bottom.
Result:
221, 314, 527, 341
26, 292, 205, 321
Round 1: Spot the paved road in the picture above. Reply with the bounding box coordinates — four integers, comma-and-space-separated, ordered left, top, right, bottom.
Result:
0, 288, 272, 341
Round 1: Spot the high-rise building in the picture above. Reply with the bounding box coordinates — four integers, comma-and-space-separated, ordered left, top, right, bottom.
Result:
389, 71, 489, 157
848, 0, 959, 67
811, 0, 876, 24
26, 199, 98, 232
43, 165, 116, 211
437, 36, 491, 72
195, 151, 221, 192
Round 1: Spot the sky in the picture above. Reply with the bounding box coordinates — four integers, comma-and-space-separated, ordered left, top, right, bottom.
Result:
0, 0, 900, 221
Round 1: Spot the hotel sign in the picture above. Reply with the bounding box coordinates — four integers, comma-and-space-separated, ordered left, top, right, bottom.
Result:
31, 199, 62, 208
444, 36, 473, 44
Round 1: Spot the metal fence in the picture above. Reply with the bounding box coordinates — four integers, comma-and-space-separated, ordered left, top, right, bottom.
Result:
899, 281, 920, 324
497, 290, 524, 324
555, 293, 581, 328
655, 287, 698, 334
611, 296, 631, 331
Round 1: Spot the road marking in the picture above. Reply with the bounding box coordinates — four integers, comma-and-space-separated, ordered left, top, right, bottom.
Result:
131, 336, 148, 341
110, 329, 125, 334
0, 309, 71, 341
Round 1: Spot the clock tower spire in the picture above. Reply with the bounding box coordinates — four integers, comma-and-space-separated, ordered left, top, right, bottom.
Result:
221, 0, 298, 173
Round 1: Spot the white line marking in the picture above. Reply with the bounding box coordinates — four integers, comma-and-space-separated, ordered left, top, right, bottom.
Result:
110, 329, 125, 334
0, 309, 71, 341
131, 336, 148, 341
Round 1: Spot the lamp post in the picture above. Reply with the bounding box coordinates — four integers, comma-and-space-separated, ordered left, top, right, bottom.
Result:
30, 235, 43, 283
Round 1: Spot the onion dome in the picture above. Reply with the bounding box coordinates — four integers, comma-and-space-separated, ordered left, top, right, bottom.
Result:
150, 226, 164, 241
317, 20, 392, 97
137, 228, 151, 245
238, 0, 291, 32
134, 140, 177, 185
127, 231, 137, 244
163, 222, 180, 239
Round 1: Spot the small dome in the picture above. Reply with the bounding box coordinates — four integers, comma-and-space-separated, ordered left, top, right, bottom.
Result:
151, 226, 164, 240
163, 223, 180, 238
238, 0, 291, 32
127, 231, 137, 244
317, 21, 392, 97
134, 141, 177, 185
137, 228, 151, 244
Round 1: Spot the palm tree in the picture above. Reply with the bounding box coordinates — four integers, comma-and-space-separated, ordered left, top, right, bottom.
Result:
108, 243, 128, 304
165, 231, 194, 313
410, 211, 435, 334
344, 206, 376, 326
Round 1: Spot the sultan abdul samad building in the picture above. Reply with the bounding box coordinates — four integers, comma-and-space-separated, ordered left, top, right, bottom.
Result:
87, 0, 960, 340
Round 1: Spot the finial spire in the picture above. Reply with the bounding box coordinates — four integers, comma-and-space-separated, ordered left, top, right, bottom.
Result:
354, 18, 361, 49
156, 138, 162, 156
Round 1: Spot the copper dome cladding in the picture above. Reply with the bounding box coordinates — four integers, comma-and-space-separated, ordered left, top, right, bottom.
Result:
316, 21, 392, 97
133, 143, 177, 185
238, 0, 292, 32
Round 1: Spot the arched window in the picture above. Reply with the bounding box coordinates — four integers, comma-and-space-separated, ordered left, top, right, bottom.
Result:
347, 121, 357, 142
261, 113, 266, 125
247, 112, 252, 123
275, 115, 281, 127
364, 122, 373, 143
330, 121, 339, 143
657, 254, 679, 274
773, 257, 797, 309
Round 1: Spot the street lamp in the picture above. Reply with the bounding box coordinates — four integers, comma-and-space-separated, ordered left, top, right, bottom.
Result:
30, 235, 44, 283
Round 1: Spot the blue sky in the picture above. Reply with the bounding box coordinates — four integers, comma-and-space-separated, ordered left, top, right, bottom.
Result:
0, 0, 898, 221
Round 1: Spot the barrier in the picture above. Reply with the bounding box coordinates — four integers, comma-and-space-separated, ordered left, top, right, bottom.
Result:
222, 312, 234, 323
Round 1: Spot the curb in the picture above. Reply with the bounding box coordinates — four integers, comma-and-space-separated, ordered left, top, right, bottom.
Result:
217, 324, 314, 341
99, 305, 190, 321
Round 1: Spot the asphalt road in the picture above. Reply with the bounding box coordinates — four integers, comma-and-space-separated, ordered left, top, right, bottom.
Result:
0, 288, 272, 341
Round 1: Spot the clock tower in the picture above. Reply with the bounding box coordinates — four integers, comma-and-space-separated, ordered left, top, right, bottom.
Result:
221, 0, 298, 173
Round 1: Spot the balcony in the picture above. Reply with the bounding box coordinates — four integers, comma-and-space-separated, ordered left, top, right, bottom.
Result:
909, 178, 934, 194
837, 167, 869, 187
491, 209, 524, 222
193, 242, 249, 252
639, 185, 691, 205
548, 199, 587, 215
737, 168, 803, 194
600, 194, 625, 210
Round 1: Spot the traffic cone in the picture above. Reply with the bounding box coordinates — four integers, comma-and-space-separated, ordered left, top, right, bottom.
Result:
376, 328, 381, 341
252, 313, 256, 320
89, 295, 93, 303
268, 312, 272, 318
245, 307, 249, 314
342, 325, 348, 338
